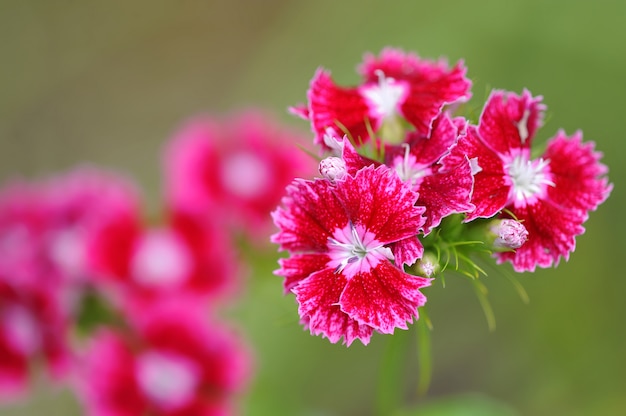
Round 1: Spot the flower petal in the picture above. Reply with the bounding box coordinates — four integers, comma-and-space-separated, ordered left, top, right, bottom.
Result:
442, 126, 509, 221
333, 165, 424, 245
544, 130, 613, 212
271, 178, 349, 253
275, 253, 330, 294
418, 158, 475, 233
307, 68, 372, 148
405, 112, 462, 166
293, 268, 373, 346
359, 48, 472, 136
339, 261, 430, 334
390, 236, 424, 267
478, 89, 545, 154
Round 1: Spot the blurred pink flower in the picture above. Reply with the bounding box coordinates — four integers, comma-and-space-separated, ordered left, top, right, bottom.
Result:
0, 277, 70, 400
272, 164, 431, 345
164, 110, 316, 241
87, 205, 238, 306
77, 301, 251, 416
0, 167, 142, 398
42, 167, 143, 286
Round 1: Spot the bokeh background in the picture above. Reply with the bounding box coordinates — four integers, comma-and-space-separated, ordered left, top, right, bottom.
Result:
1, 1, 624, 415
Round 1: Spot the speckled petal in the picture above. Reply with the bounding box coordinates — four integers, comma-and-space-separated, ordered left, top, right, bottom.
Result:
339, 261, 430, 334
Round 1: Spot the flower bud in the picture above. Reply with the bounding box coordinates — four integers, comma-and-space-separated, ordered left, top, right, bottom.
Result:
413, 252, 440, 277
490, 219, 528, 250
319, 157, 347, 182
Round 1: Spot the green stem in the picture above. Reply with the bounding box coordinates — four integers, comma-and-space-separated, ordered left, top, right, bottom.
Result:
416, 307, 433, 397
375, 328, 410, 416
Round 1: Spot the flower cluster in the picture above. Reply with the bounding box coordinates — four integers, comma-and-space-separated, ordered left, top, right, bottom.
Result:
0, 110, 314, 414
273, 48, 612, 345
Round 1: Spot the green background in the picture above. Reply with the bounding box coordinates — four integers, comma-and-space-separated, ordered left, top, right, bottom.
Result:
1, 1, 624, 415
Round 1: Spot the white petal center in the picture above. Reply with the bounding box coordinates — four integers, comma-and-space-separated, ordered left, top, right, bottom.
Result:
506, 153, 554, 205
135, 350, 201, 410
392, 145, 431, 188
131, 230, 193, 288
327, 222, 393, 277
360, 70, 408, 120
220, 151, 271, 199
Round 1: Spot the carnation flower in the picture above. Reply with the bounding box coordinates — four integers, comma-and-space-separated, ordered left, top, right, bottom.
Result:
272, 164, 431, 345
0, 169, 141, 399
164, 110, 315, 240
41, 167, 142, 287
77, 301, 251, 416
444, 89, 612, 271
86, 206, 237, 306
291, 47, 472, 149
0, 277, 70, 400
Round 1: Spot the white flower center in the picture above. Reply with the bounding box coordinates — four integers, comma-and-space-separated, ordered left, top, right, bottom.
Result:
392, 144, 430, 188
506, 153, 554, 205
131, 230, 193, 288
135, 350, 201, 410
360, 70, 408, 120
220, 151, 271, 199
327, 222, 393, 277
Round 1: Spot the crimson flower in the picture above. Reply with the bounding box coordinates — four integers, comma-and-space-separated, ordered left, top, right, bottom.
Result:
87, 206, 237, 306
164, 110, 315, 241
443, 89, 612, 271
291, 47, 472, 149
77, 301, 251, 416
272, 164, 431, 345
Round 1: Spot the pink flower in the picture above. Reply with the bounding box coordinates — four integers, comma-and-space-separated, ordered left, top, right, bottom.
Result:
0, 277, 70, 400
41, 167, 142, 286
444, 89, 612, 271
0, 181, 51, 287
291, 47, 472, 149
272, 164, 431, 345
164, 110, 316, 241
87, 206, 237, 305
77, 301, 251, 416
0, 167, 141, 398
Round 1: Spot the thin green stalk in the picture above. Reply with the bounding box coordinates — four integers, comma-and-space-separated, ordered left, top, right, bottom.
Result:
416, 308, 433, 397
375, 329, 410, 416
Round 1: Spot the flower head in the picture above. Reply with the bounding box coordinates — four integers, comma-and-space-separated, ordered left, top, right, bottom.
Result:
0, 276, 70, 400
0, 168, 138, 399
292, 48, 472, 150
444, 89, 612, 271
164, 110, 316, 240
272, 164, 431, 345
77, 301, 251, 416
87, 206, 238, 307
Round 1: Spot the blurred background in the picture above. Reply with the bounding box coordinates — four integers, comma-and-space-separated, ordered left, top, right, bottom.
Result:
1, 0, 624, 415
